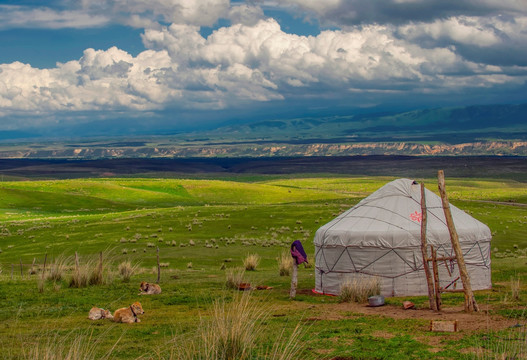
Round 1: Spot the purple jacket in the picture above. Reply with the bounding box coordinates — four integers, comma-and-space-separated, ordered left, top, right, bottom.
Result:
290, 240, 308, 265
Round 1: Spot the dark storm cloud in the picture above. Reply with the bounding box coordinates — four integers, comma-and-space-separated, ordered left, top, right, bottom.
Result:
278, 0, 526, 27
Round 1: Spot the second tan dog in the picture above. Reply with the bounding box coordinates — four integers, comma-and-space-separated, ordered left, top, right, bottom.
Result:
88, 307, 113, 320
139, 281, 162, 295
113, 302, 144, 323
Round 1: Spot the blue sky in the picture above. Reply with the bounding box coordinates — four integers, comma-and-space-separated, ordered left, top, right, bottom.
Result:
0, 0, 526, 138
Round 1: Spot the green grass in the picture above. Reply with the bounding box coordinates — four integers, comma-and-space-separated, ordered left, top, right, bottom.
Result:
0, 175, 527, 359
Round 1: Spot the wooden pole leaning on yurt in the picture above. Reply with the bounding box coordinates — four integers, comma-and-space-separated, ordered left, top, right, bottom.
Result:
437, 170, 479, 312
419, 183, 438, 311
430, 246, 442, 310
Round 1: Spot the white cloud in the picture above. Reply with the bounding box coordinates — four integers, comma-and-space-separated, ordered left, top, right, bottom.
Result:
83, 0, 230, 27
0, 5, 110, 29
0, 1, 526, 124
2, 16, 525, 120
400, 16, 501, 47
261, 0, 527, 32
398, 15, 527, 66
0, 47, 180, 117
0, 0, 230, 30
228, 4, 265, 25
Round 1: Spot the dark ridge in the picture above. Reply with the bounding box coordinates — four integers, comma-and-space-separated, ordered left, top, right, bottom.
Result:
0, 156, 526, 181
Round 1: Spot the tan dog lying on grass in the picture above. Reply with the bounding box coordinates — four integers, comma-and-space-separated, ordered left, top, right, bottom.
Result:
88, 307, 113, 320
139, 281, 162, 295
113, 302, 144, 323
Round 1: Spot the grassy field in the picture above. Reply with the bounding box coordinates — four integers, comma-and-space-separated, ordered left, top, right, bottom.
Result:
1, 176, 527, 359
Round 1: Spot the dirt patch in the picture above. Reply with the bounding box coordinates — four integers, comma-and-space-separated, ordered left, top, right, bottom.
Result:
292, 290, 518, 334
371, 330, 395, 339
314, 348, 335, 356
284, 290, 523, 355
321, 302, 518, 334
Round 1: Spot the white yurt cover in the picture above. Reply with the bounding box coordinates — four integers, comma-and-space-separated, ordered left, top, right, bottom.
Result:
314, 178, 492, 297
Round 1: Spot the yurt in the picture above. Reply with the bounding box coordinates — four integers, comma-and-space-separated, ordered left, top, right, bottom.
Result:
314, 178, 492, 297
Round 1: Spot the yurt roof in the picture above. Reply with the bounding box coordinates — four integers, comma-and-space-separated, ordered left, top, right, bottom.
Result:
314, 178, 491, 249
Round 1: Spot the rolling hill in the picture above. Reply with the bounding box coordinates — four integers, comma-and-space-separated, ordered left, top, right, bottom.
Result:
0, 103, 526, 158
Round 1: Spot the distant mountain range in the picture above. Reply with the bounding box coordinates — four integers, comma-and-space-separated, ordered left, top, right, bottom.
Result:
190, 103, 527, 143
0, 103, 526, 158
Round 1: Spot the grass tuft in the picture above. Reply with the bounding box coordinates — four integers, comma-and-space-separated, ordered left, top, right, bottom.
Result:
472, 327, 527, 359
243, 253, 260, 271
225, 267, 245, 290
69, 261, 91, 288
510, 276, 521, 301
168, 293, 308, 360
338, 276, 381, 303
18, 329, 118, 360
118, 261, 138, 283
46, 256, 69, 282
277, 251, 293, 277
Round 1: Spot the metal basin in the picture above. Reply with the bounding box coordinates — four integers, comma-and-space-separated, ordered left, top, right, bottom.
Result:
368, 295, 385, 307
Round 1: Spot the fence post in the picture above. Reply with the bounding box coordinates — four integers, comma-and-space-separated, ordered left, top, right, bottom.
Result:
156, 247, 161, 283
42, 254, 47, 281
31, 258, 36, 276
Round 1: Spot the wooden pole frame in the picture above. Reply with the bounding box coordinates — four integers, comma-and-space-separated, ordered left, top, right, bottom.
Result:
419, 183, 437, 311
290, 262, 298, 298
437, 170, 479, 312
431, 246, 442, 311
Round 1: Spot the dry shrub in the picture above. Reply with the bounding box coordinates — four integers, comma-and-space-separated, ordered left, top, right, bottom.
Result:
169, 294, 308, 360
19, 329, 117, 360
266, 323, 306, 360
37, 277, 45, 293
473, 326, 527, 360
277, 251, 293, 277
70, 253, 113, 288
511, 276, 521, 301
46, 256, 69, 282
118, 261, 139, 283
69, 261, 91, 288
89, 253, 105, 286
243, 253, 260, 271
170, 293, 262, 360
225, 267, 245, 290
203, 293, 262, 359
338, 276, 381, 303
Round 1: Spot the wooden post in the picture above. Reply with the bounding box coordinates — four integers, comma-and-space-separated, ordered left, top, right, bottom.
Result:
438, 170, 479, 312
42, 254, 47, 281
420, 183, 437, 311
290, 262, 298, 298
99, 252, 103, 274
431, 246, 442, 311
95, 251, 103, 284
31, 258, 36, 275
156, 247, 161, 284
